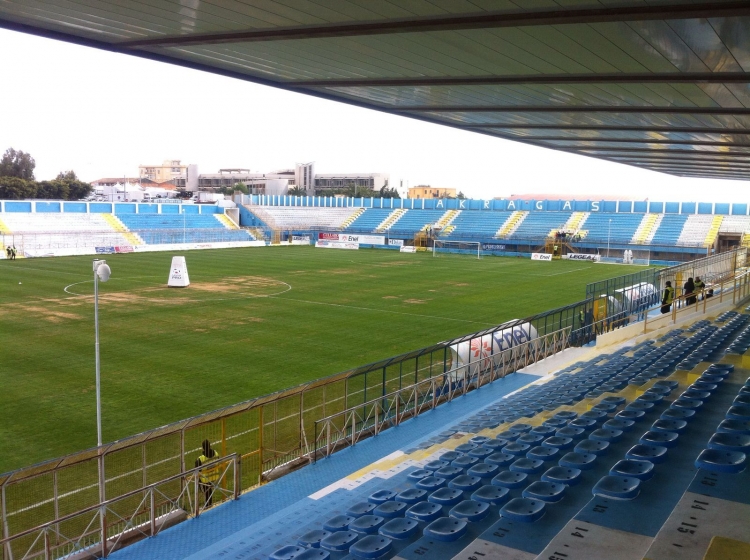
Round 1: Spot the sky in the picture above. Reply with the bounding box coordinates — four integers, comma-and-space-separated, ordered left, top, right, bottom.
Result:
1, 27, 749, 203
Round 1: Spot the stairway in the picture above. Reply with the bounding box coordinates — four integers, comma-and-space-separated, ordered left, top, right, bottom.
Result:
704, 215, 724, 247
632, 213, 661, 244
340, 207, 365, 229
496, 211, 527, 237
215, 214, 239, 229
103, 214, 143, 245
431, 209, 461, 235
742, 232, 750, 248
376, 209, 406, 232
548, 212, 589, 238
0, 218, 10, 235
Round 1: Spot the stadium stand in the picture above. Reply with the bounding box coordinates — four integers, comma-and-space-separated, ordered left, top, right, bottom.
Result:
441, 211, 511, 239
0, 213, 140, 250
677, 215, 715, 247
117, 214, 254, 244
347, 209, 396, 232
650, 214, 689, 247
581, 213, 645, 244
507, 211, 571, 239
254, 207, 361, 230
109, 308, 750, 560
388, 210, 446, 236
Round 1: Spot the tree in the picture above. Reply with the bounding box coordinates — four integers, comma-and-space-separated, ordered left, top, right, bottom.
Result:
65, 180, 93, 200
0, 148, 36, 180
288, 186, 306, 196
36, 180, 70, 200
56, 170, 78, 181
456, 191, 466, 199
379, 186, 401, 199
0, 177, 36, 199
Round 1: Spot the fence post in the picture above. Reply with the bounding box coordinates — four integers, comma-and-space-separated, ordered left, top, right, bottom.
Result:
149, 489, 156, 536
44, 528, 51, 560
234, 455, 241, 500
193, 469, 200, 518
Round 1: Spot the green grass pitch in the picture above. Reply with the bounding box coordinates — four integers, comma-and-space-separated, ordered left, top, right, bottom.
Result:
0, 246, 639, 473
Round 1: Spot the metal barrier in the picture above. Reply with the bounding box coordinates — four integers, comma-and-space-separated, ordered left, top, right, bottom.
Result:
312, 327, 570, 461
1, 229, 251, 251
643, 269, 750, 333
0, 454, 239, 560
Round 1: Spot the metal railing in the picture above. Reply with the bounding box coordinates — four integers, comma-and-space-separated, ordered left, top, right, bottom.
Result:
0, 454, 239, 560
312, 327, 570, 461
643, 269, 750, 333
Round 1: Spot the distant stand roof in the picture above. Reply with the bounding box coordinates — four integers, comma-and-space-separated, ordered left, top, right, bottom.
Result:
2, 1, 750, 181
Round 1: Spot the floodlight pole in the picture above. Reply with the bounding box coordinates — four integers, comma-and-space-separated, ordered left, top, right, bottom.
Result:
92, 259, 111, 448
94, 261, 103, 447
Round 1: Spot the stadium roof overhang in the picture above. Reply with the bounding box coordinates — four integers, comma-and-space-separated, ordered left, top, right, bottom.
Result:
2, 1, 750, 181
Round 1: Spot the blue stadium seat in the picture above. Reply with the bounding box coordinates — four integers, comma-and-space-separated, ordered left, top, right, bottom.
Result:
491, 470, 529, 489
471, 485, 510, 506
626, 444, 668, 464
640, 431, 679, 448
298, 529, 331, 548
449, 500, 490, 522
350, 515, 386, 535
500, 498, 546, 523
592, 475, 641, 500
323, 515, 354, 532
467, 463, 499, 480
347, 502, 377, 518
428, 488, 464, 507
349, 535, 393, 559
694, 449, 747, 474
707, 433, 750, 451
269, 545, 306, 560
374, 501, 408, 519
423, 517, 468, 542
559, 451, 597, 470
379, 518, 419, 541
609, 459, 655, 481
320, 531, 359, 555
296, 549, 330, 560
434, 466, 462, 480
542, 466, 582, 486
416, 476, 447, 491
590, 428, 624, 443
510, 458, 545, 474
405, 502, 443, 524
449, 475, 483, 493
574, 439, 610, 456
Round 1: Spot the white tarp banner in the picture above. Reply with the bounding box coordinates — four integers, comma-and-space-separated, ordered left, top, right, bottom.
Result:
291, 235, 311, 245
319, 233, 385, 245
315, 240, 359, 250
399, 246, 417, 253
388, 239, 404, 247
563, 253, 601, 262
168, 256, 190, 287
531, 253, 552, 261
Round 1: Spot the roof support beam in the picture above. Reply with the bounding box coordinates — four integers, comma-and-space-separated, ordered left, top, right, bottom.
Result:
394, 105, 750, 114
292, 72, 750, 88
511, 137, 750, 147
120, 2, 750, 48
572, 147, 750, 157
458, 124, 750, 135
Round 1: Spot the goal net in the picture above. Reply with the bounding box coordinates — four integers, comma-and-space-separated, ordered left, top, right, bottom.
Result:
433, 240, 482, 259
596, 247, 651, 266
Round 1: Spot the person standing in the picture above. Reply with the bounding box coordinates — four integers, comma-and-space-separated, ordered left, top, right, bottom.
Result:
694, 277, 705, 300
10, 246, 16, 260
684, 277, 696, 306
661, 281, 675, 314
195, 439, 220, 507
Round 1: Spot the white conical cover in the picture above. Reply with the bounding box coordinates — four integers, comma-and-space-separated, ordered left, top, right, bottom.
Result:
168, 256, 190, 287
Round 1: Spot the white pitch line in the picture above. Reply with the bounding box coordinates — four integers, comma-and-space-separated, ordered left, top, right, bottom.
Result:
544, 266, 592, 277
